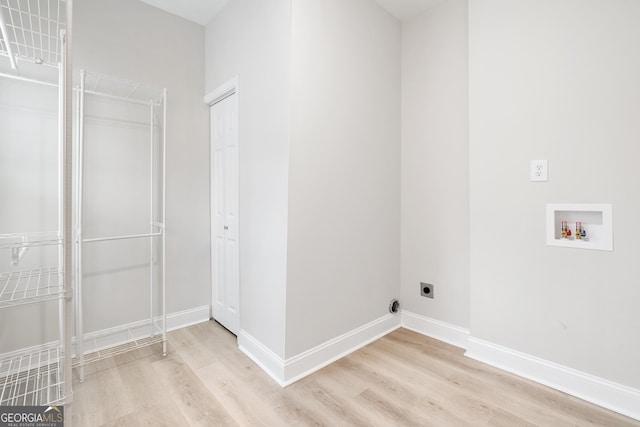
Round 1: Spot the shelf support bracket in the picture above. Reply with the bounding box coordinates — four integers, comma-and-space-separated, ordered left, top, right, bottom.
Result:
10, 237, 28, 266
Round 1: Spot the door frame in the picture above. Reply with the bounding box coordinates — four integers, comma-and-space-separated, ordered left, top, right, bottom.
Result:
204, 77, 240, 331
204, 76, 238, 106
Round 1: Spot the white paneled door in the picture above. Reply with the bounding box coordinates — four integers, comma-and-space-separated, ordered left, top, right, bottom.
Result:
210, 91, 239, 335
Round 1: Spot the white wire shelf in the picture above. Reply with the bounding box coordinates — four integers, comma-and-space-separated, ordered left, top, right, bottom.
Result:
82, 71, 165, 105
0, 267, 64, 308
73, 335, 163, 368
0, 231, 61, 249
0, 0, 66, 70
0, 347, 64, 406
73, 319, 165, 368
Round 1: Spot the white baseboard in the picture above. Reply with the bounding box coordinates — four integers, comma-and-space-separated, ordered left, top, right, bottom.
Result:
165, 305, 211, 332
238, 314, 401, 387
238, 331, 286, 386
401, 310, 470, 349
156, 306, 639, 422
283, 314, 401, 386
398, 311, 640, 421
466, 336, 640, 422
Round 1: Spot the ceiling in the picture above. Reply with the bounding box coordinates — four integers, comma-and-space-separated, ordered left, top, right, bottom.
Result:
140, 0, 443, 26
374, 0, 444, 21
139, 0, 229, 26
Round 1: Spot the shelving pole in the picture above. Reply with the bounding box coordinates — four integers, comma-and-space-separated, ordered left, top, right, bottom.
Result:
149, 101, 154, 339
162, 88, 167, 356
57, 31, 65, 379
76, 69, 86, 383
63, 0, 74, 415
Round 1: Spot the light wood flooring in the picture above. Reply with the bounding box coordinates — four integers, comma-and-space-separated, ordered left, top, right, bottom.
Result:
72, 321, 640, 426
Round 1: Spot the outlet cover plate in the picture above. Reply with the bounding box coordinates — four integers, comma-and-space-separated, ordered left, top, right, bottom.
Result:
530, 160, 548, 182
420, 282, 434, 299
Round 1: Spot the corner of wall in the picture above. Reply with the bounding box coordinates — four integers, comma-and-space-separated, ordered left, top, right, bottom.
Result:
240, 313, 401, 387
401, 310, 470, 350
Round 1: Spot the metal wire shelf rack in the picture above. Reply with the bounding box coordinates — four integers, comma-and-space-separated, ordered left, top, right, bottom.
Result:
0, 0, 66, 70
0, 347, 64, 406
74, 69, 168, 382
0, 0, 71, 411
0, 267, 64, 308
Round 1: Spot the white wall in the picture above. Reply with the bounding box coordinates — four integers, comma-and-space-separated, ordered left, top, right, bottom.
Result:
400, 0, 469, 328
286, 0, 401, 357
205, 0, 291, 358
74, 0, 209, 319
202, 0, 639, 413
469, 0, 640, 390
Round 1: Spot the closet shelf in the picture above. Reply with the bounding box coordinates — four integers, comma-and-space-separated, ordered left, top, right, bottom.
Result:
0, 267, 64, 308
73, 335, 163, 368
0, 0, 66, 70
0, 347, 64, 406
0, 232, 61, 249
82, 71, 165, 105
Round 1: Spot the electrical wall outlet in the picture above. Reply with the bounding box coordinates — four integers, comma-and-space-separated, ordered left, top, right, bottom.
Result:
420, 282, 434, 299
530, 160, 548, 182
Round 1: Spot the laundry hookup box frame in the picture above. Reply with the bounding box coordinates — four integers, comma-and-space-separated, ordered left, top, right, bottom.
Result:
546, 203, 613, 251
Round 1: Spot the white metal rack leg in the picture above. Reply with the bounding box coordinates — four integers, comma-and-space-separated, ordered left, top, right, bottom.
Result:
60, 16, 74, 411
75, 69, 86, 383
149, 100, 154, 344
162, 88, 167, 357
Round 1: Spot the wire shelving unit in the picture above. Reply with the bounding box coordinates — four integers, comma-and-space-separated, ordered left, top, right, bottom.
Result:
0, 0, 73, 412
74, 70, 167, 382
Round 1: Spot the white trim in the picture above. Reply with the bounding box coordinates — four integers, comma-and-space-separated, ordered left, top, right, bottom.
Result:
401, 310, 469, 350
466, 336, 640, 422
238, 331, 286, 387
165, 305, 211, 331
238, 314, 401, 387
283, 314, 401, 386
400, 313, 640, 420
204, 76, 238, 105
